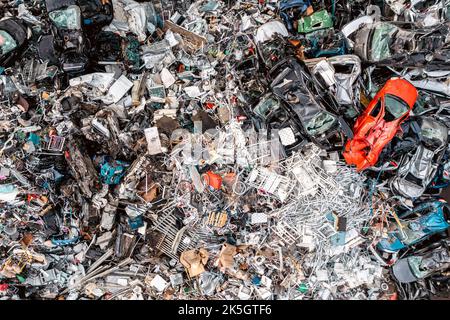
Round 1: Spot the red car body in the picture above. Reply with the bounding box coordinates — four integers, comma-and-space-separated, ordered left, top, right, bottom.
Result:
343, 78, 418, 171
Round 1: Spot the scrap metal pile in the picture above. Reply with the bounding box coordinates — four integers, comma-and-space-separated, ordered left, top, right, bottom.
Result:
0, 0, 450, 300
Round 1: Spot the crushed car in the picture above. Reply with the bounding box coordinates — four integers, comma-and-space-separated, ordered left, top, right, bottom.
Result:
390, 117, 448, 199
343, 77, 418, 171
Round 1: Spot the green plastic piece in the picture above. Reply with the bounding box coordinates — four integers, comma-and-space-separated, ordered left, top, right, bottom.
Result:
16, 275, 26, 283
298, 283, 308, 293
298, 10, 333, 34
125, 35, 141, 70
16, 131, 27, 141
361, 226, 370, 235
0, 30, 17, 55
49, 6, 81, 30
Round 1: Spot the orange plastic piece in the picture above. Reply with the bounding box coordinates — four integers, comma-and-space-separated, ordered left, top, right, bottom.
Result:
203, 171, 222, 190
27, 194, 39, 203
204, 102, 215, 109
305, 6, 314, 16
343, 78, 417, 171
41, 91, 50, 100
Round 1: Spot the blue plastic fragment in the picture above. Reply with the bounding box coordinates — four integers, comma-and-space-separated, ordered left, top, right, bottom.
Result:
252, 276, 261, 285
128, 216, 144, 230
28, 133, 40, 145
51, 236, 79, 246
99, 159, 129, 185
